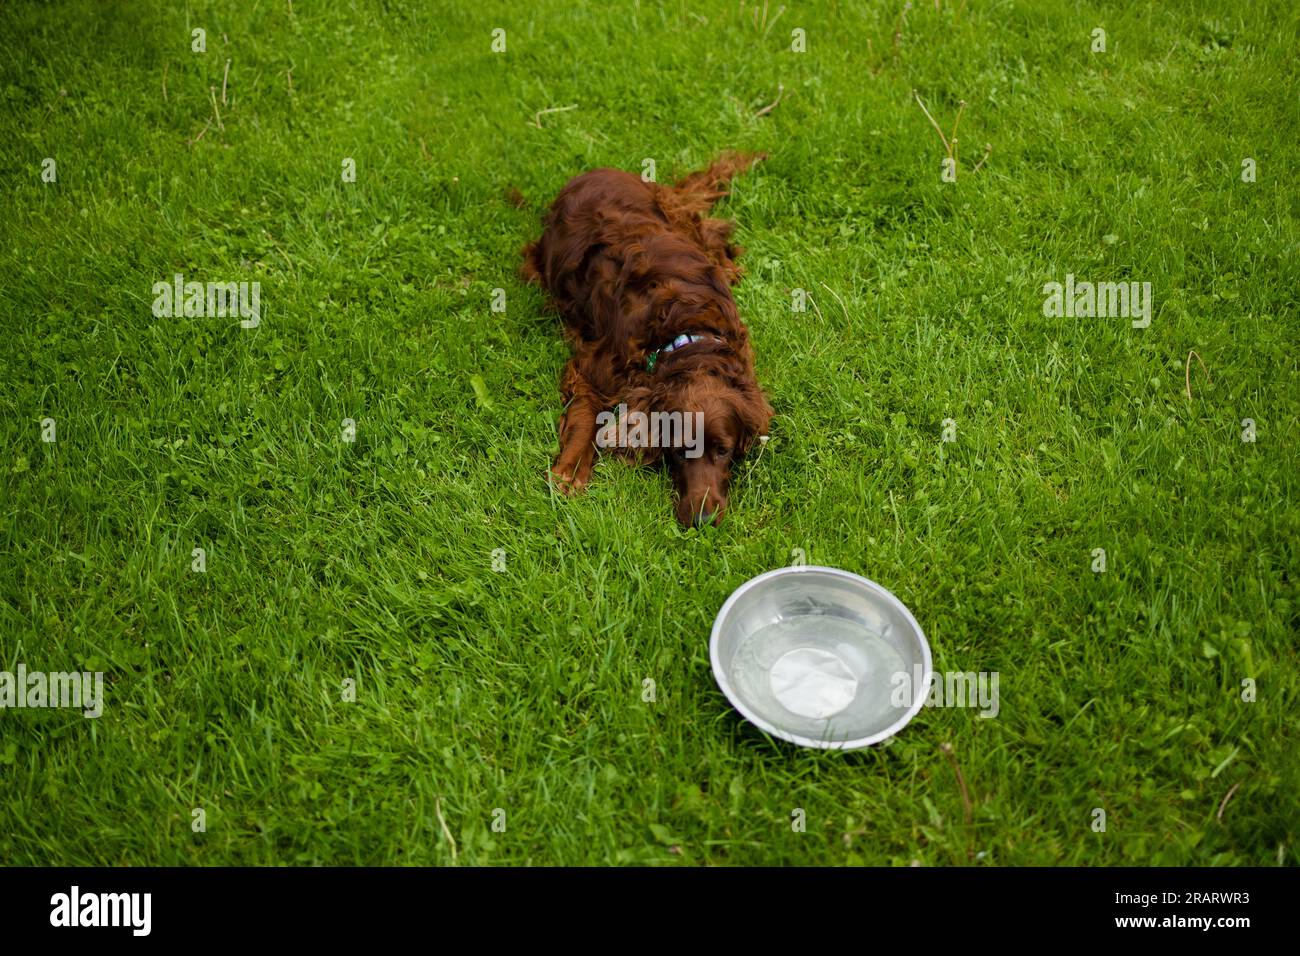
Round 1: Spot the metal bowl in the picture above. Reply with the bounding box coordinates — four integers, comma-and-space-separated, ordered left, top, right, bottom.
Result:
710, 566, 931, 749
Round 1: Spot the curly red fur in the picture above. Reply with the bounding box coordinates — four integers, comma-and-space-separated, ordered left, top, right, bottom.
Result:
522, 152, 773, 526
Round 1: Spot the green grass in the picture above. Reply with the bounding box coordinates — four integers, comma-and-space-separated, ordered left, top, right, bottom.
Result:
1, 0, 1297, 866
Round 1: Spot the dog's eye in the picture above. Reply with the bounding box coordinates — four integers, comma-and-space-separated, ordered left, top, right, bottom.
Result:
715, 446, 733, 460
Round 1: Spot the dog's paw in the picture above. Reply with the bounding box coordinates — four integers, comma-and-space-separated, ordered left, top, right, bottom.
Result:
549, 463, 590, 495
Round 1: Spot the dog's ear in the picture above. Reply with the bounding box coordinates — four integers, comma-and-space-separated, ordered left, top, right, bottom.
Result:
619, 383, 667, 466
622, 383, 660, 416
735, 382, 774, 456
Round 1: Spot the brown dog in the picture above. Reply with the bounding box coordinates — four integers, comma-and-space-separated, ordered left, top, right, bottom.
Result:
522, 152, 773, 526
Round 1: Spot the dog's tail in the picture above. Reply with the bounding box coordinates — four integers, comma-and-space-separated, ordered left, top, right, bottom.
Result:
671, 150, 766, 214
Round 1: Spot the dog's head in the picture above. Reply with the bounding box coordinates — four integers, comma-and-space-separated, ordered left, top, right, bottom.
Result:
625, 353, 772, 527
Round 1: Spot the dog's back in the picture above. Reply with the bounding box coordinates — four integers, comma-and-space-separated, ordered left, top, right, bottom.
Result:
522, 168, 664, 340
522, 154, 764, 345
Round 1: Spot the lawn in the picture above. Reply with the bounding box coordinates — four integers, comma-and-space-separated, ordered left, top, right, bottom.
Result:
0, 0, 1296, 866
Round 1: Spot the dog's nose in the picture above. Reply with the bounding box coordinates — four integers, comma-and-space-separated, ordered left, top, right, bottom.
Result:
693, 509, 716, 527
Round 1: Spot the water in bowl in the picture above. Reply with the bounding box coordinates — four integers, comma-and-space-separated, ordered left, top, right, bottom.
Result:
728, 614, 909, 743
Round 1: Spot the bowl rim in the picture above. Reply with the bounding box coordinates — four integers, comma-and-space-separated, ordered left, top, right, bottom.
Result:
709, 565, 933, 750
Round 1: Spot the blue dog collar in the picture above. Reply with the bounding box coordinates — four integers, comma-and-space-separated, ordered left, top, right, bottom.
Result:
646, 333, 723, 371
